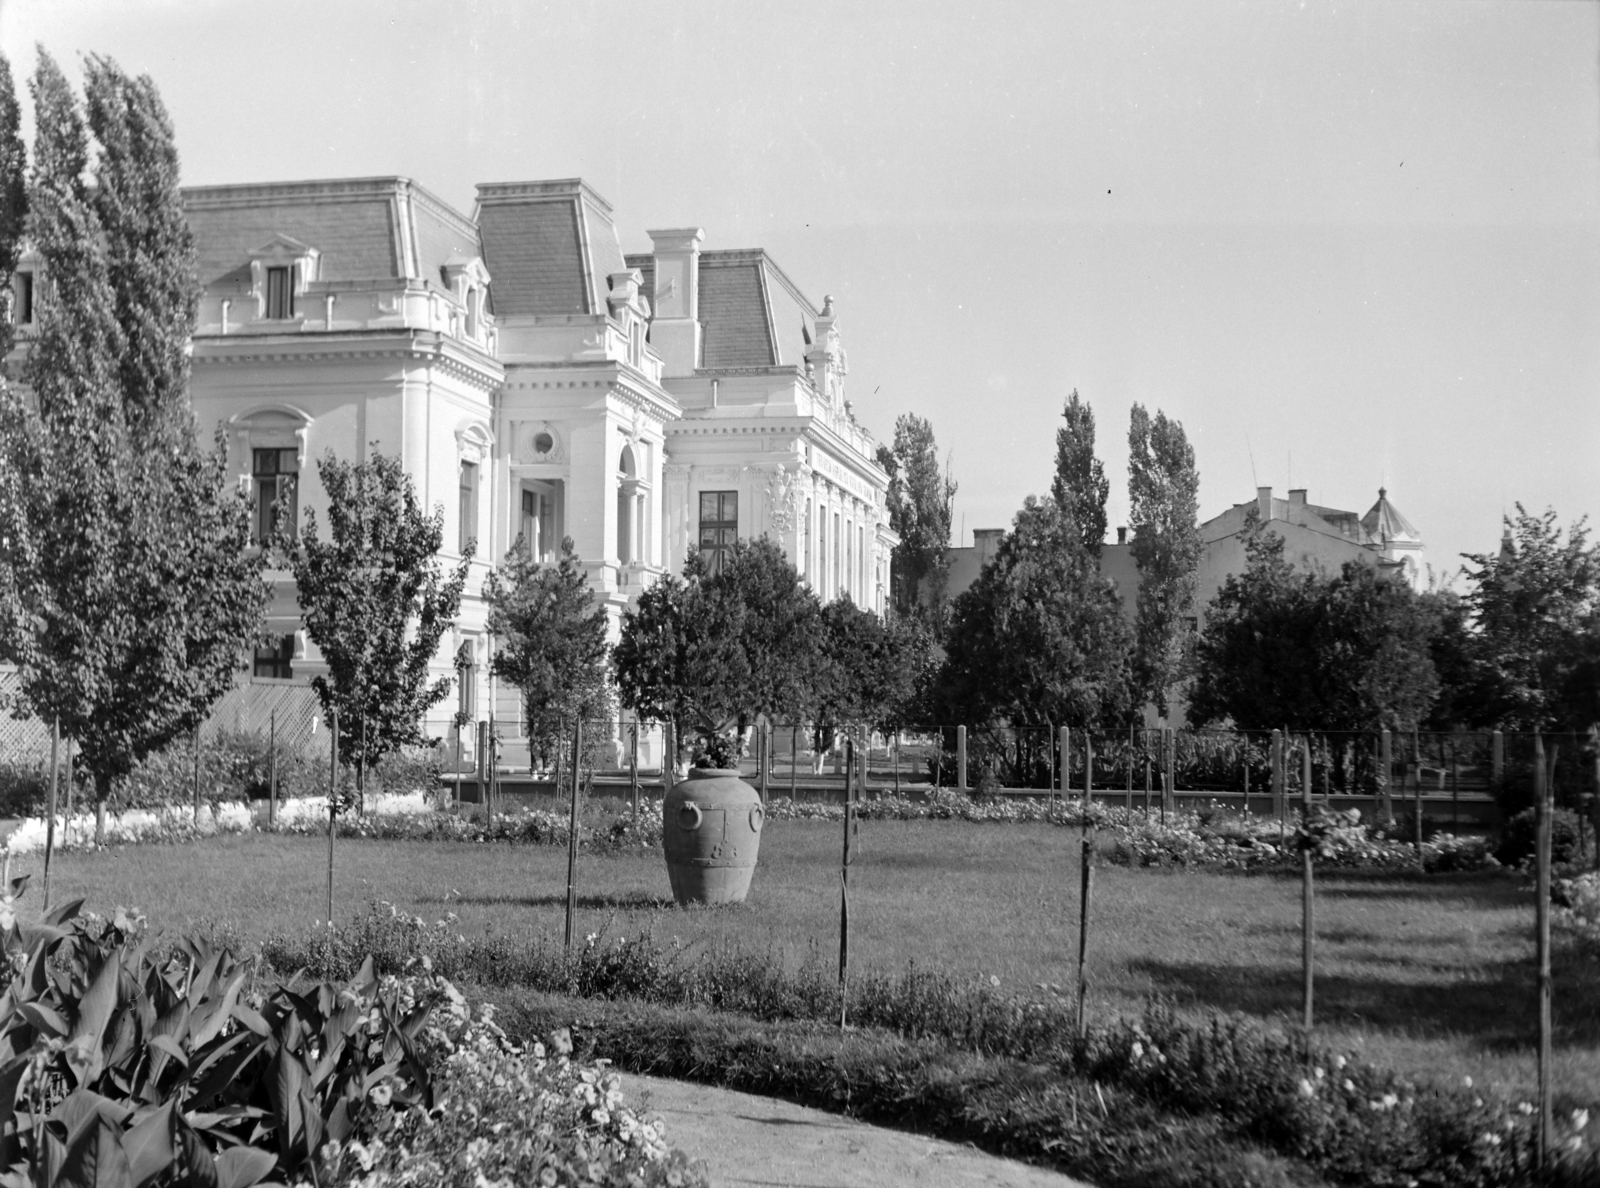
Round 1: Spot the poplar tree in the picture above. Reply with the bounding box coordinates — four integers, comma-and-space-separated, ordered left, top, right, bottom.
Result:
1127, 403, 1202, 720
1049, 389, 1109, 557
876, 413, 956, 618
0, 52, 268, 841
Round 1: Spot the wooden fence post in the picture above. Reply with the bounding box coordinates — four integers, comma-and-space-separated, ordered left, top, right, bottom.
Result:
1162, 728, 1174, 822
1535, 730, 1553, 1170
1076, 832, 1094, 1037
565, 720, 582, 949
1302, 730, 1315, 1036
43, 719, 58, 912
1143, 730, 1152, 818
327, 707, 339, 927
1083, 732, 1094, 829
840, 735, 855, 1029
957, 725, 968, 791
793, 723, 801, 801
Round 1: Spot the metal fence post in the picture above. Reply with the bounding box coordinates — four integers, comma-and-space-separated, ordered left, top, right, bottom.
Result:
957, 725, 968, 791
269, 708, 278, 827
43, 719, 58, 911
1126, 724, 1134, 812
327, 707, 339, 927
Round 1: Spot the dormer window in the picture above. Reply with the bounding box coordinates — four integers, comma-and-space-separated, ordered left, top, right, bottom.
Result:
265, 265, 296, 320
248, 235, 319, 323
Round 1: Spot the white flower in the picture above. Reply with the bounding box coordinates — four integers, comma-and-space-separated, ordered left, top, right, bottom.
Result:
1343, 1079, 1356, 1093
1461, 1075, 1472, 1088
1333, 1055, 1346, 1070
1131, 1041, 1144, 1059
1483, 1132, 1500, 1146
1298, 1078, 1316, 1098
1382, 1093, 1399, 1110
1313, 1066, 1324, 1080
1573, 1109, 1591, 1131
369, 1083, 393, 1106
1518, 1101, 1535, 1116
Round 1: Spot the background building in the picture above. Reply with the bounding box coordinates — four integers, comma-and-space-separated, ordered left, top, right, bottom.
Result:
9, 173, 896, 761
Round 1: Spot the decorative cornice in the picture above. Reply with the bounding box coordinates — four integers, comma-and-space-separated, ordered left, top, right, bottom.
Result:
193, 331, 503, 393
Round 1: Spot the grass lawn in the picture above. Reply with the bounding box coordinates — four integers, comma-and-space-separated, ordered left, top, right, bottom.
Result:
15, 815, 1596, 1110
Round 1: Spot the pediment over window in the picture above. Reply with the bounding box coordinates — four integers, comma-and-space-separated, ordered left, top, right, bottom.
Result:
248, 236, 320, 320
454, 417, 494, 465
228, 403, 313, 469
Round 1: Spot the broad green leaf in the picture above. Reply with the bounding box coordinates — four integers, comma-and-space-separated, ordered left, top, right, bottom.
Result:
18, 1001, 67, 1037
120, 1101, 176, 1188
69, 951, 120, 1053
213, 1146, 275, 1188
146, 1036, 187, 1068
190, 972, 245, 1049
55, 1114, 132, 1188
42, 898, 85, 927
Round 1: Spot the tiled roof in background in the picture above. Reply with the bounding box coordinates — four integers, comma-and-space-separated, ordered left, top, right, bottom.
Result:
183, 178, 478, 289
699, 252, 775, 368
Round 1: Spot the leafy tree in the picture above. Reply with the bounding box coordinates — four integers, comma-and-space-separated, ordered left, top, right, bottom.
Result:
1127, 404, 1202, 718
1050, 389, 1109, 557
614, 539, 821, 755
0, 53, 22, 364
0, 52, 267, 841
937, 496, 1134, 730
285, 451, 468, 789
484, 537, 611, 771
1458, 505, 1599, 730
1190, 515, 1439, 731
809, 598, 930, 754
876, 413, 956, 618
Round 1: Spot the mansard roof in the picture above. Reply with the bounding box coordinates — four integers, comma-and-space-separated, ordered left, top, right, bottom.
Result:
624, 246, 819, 371
474, 180, 627, 318
181, 176, 480, 289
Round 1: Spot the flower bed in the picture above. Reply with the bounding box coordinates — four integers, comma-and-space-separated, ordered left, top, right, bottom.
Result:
1, 784, 1499, 875
1, 794, 665, 857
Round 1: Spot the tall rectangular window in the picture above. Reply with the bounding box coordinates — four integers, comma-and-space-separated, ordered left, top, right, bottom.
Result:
253, 634, 293, 679
699, 490, 738, 575
459, 461, 478, 554
521, 489, 541, 561
265, 265, 296, 319
16, 271, 32, 324
252, 448, 298, 545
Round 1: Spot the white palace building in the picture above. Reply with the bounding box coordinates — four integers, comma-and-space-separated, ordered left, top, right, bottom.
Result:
15, 176, 897, 757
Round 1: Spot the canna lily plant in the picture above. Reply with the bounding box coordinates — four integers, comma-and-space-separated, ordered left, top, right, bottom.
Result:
0, 889, 437, 1188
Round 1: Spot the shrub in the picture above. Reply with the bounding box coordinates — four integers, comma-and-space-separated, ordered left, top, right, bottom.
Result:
1494, 806, 1582, 868
0, 889, 705, 1188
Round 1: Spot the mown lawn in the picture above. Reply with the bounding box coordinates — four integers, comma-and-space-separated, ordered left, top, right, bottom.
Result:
15, 815, 1595, 1109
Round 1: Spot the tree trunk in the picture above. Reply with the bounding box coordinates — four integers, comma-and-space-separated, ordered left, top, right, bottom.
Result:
94, 769, 110, 846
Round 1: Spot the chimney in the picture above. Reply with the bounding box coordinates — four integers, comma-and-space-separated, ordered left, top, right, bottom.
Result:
646, 227, 703, 377
1117, 526, 1127, 545
1288, 488, 1307, 519
1256, 486, 1273, 523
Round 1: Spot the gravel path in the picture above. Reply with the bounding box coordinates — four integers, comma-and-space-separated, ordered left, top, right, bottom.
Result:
619, 1073, 1095, 1188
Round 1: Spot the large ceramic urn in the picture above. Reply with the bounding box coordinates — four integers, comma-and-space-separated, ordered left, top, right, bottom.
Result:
663, 767, 765, 905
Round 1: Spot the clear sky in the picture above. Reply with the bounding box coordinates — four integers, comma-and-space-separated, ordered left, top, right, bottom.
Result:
1, 0, 1594, 579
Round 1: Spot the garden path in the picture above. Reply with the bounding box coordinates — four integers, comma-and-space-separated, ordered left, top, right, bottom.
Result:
620, 1072, 1094, 1188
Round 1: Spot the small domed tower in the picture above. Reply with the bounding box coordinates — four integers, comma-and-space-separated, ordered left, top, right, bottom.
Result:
1360, 487, 1427, 590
